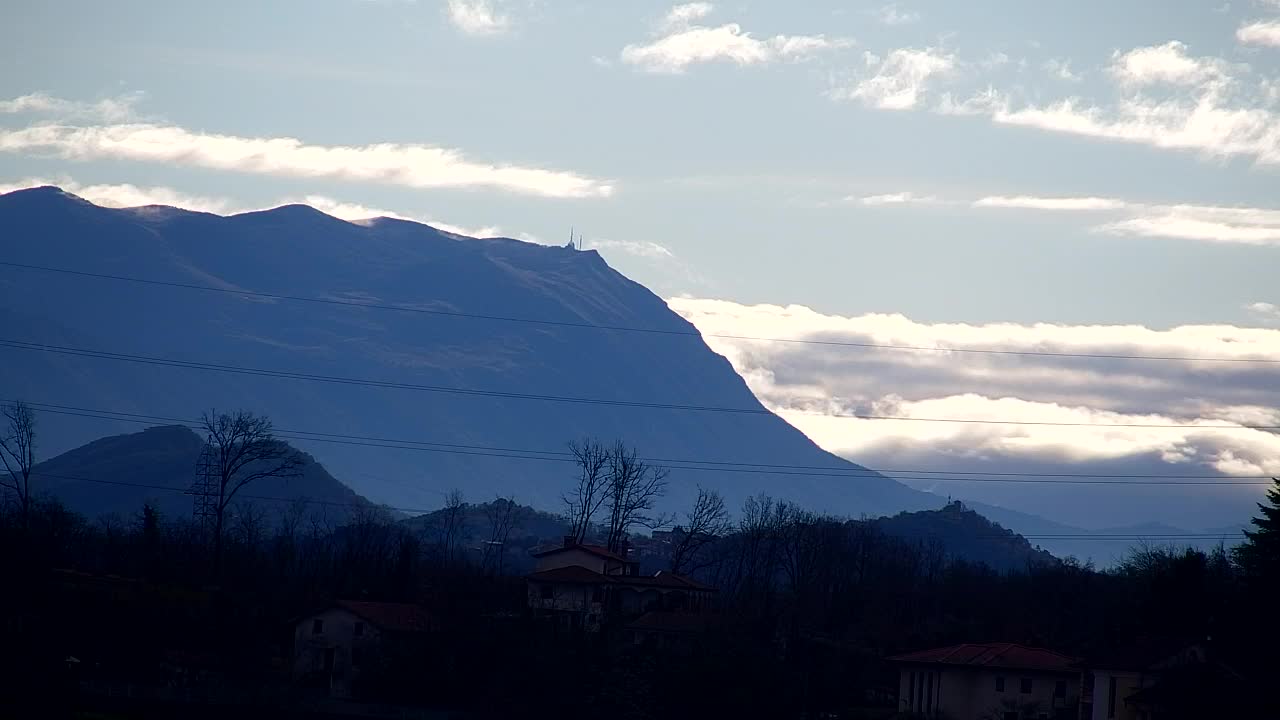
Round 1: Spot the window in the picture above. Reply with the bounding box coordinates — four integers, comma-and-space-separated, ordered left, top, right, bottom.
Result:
354, 622, 364, 637
1055, 680, 1066, 699
311, 619, 323, 635
996, 676, 1006, 692
351, 648, 362, 668
1003, 712, 1018, 720
1107, 676, 1117, 718
591, 588, 602, 603
1020, 678, 1033, 694
540, 585, 554, 600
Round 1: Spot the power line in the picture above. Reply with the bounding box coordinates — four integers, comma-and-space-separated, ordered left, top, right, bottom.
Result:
28, 470, 1246, 542
18, 400, 1276, 485
3, 260, 1277, 365
6, 338, 1280, 431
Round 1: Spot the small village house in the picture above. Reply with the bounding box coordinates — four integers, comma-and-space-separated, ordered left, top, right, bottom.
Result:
526, 538, 716, 632
889, 642, 1081, 720
292, 600, 435, 699
1079, 643, 1244, 720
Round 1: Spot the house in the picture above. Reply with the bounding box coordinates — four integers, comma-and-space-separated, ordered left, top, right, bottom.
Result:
888, 642, 1081, 720
526, 538, 716, 632
292, 600, 435, 698
1079, 643, 1246, 720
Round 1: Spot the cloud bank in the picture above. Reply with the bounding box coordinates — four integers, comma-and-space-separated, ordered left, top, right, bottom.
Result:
669, 297, 1280, 528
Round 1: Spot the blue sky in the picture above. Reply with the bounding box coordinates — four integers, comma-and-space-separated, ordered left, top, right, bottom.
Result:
5, 0, 1280, 528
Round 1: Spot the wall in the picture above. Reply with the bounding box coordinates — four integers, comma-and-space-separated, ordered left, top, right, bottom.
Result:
899, 666, 1080, 719
526, 582, 604, 631
1085, 670, 1148, 720
293, 608, 381, 698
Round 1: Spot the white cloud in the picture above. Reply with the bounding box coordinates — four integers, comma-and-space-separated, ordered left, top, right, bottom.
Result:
833, 47, 955, 110
838, 187, 1280, 246
974, 195, 1127, 211
1043, 58, 1082, 82
661, 2, 714, 31
621, 4, 849, 73
876, 4, 920, 26
975, 43, 1280, 164
0, 122, 613, 199
1237, 20, 1280, 47
0, 92, 142, 122
1098, 204, 1280, 245
1108, 41, 1229, 87
848, 40, 1280, 165
856, 191, 939, 206
1247, 301, 1280, 318
585, 238, 676, 260
446, 0, 510, 36
973, 194, 1280, 245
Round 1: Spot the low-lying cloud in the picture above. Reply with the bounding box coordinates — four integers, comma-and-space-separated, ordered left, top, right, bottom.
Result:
669, 296, 1280, 528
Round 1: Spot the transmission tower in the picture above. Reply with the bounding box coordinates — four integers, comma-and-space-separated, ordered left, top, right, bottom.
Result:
191, 438, 219, 531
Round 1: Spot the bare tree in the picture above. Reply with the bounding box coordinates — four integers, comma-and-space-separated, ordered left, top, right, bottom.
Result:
562, 438, 610, 544
200, 409, 302, 579
0, 400, 36, 527
669, 487, 730, 574
439, 488, 467, 563
481, 496, 524, 575
604, 441, 669, 554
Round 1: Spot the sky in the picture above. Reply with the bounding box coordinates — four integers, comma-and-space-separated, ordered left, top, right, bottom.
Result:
4, 0, 1280, 530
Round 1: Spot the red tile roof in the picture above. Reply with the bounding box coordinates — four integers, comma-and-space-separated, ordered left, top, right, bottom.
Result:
889, 643, 1080, 672
531, 543, 628, 563
335, 600, 434, 634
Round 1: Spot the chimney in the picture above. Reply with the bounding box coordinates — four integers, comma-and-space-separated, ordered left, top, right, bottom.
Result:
562, 535, 577, 548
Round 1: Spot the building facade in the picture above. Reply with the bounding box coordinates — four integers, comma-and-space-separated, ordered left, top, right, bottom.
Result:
890, 643, 1081, 720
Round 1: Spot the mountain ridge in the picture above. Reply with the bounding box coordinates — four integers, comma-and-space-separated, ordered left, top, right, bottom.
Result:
0, 185, 1086, 549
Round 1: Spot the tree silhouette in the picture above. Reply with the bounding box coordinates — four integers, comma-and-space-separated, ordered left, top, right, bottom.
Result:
0, 400, 36, 528
1235, 476, 1280, 581
200, 409, 302, 580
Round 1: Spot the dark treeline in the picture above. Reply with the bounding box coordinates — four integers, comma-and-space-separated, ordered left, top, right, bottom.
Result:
2, 489, 1276, 718
1, 408, 1277, 718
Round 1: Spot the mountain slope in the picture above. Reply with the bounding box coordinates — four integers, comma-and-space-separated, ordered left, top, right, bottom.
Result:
0, 186, 937, 521
23, 424, 374, 522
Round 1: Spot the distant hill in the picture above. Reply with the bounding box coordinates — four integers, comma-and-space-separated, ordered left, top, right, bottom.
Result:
403, 498, 1061, 573
872, 501, 1058, 572
25, 425, 375, 524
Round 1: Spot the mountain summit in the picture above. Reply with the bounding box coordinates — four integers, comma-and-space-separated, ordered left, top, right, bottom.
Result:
0, 187, 937, 518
